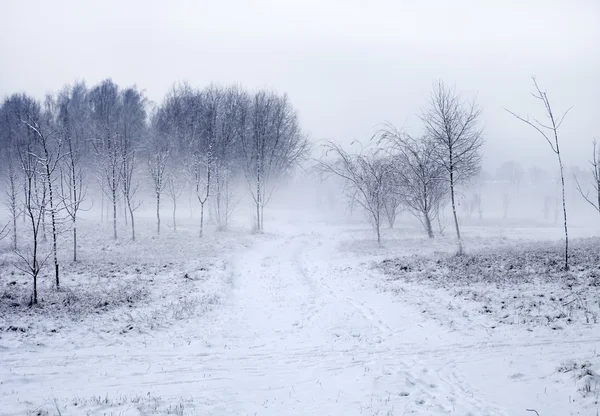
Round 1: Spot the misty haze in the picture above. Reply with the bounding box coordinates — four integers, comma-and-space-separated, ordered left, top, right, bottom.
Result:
0, 1, 599, 415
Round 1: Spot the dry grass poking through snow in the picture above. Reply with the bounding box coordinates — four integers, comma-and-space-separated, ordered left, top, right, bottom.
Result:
378, 237, 600, 330
0, 218, 251, 347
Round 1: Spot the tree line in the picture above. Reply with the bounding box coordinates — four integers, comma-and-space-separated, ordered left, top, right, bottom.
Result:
318, 77, 596, 273
0, 79, 309, 304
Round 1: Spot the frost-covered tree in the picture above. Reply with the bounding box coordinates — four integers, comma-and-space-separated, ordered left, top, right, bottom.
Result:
118, 87, 146, 241
56, 82, 89, 261
241, 91, 309, 232
421, 80, 484, 254
11, 95, 48, 304
574, 139, 600, 215
507, 77, 571, 270
317, 141, 390, 244
380, 128, 447, 238
22, 95, 62, 288
90, 79, 122, 239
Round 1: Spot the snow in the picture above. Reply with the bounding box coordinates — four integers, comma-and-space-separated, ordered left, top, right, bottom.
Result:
1, 212, 600, 415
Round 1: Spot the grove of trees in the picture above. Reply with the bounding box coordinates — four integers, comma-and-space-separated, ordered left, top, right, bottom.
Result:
0, 76, 592, 305
0, 79, 309, 304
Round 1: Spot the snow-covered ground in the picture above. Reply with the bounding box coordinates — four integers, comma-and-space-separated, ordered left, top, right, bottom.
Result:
1, 211, 600, 415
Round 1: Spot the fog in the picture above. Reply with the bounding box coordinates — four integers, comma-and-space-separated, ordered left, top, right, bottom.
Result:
1, 0, 598, 172
3, 2, 600, 415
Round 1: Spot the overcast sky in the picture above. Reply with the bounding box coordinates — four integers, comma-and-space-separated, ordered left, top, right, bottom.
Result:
1, 0, 598, 172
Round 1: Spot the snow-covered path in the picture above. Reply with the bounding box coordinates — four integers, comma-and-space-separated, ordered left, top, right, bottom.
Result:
2, 225, 599, 415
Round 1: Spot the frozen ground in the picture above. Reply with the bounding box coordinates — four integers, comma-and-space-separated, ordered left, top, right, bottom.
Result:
1, 211, 600, 415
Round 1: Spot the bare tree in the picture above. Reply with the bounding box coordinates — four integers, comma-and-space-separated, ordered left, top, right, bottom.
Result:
212, 166, 239, 230
506, 77, 571, 270
4, 157, 20, 250
166, 169, 185, 232
212, 86, 244, 230
56, 82, 89, 261
192, 145, 212, 238
121, 145, 141, 240
147, 130, 169, 235
241, 91, 309, 232
382, 168, 402, 229
0, 100, 21, 250
22, 96, 62, 289
90, 79, 121, 239
421, 80, 483, 254
119, 87, 146, 241
13, 97, 48, 304
317, 141, 390, 244
574, 139, 600, 214
380, 129, 447, 238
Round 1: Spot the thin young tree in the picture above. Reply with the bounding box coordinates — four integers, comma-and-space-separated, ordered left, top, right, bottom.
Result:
14, 96, 48, 304
382, 164, 402, 229
506, 77, 571, 270
119, 87, 146, 241
241, 91, 309, 232
421, 80, 484, 254
192, 145, 212, 238
148, 130, 169, 235
166, 169, 185, 232
380, 129, 447, 238
22, 96, 62, 289
4, 156, 20, 250
90, 79, 122, 239
317, 141, 390, 244
0, 100, 21, 250
57, 83, 89, 261
212, 86, 244, 230
574, 139, 600, 214
194, 86, 220, 237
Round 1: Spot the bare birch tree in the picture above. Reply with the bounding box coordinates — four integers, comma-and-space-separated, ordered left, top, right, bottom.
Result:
242, 91, 309, 232
147, 121, 169, 235
317, 141, 390, 244
119, 87, 146, 241
0, 97, 22, 250
13, 96, 48, 304
379, 128, 447, 238
22, 96, 62, 289
56, 82, 89, 261
506, 77, 571, 270
574, 139, 600, 214
90, 79, 121, 239
166, 169, 185, 232
421, 80, 483, 254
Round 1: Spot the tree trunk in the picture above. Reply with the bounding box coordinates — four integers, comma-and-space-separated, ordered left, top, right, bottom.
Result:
32, 229, 38, 305
46, 170, 59, 289
73, 218, 77, 262
156, 193, 161, 235
449, 165, 463, 255
112, 187, 117, 239
33, 269, 38, 305
123, 194, 128, 227
10, 178, 17, 250
424, 212, 434, 239
557, 153, 569, 270
129, 206, 135, 241
199, 202, 205, 238
12, 206, 17, 250
173, 200, 177, 233
255, 201, 260, 232
42, 207, 47, 242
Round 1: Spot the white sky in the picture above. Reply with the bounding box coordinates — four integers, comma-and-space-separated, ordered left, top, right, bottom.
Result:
1, 0, 598, 172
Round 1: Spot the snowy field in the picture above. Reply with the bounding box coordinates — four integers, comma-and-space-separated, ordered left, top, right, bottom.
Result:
1, 209, 600, 416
